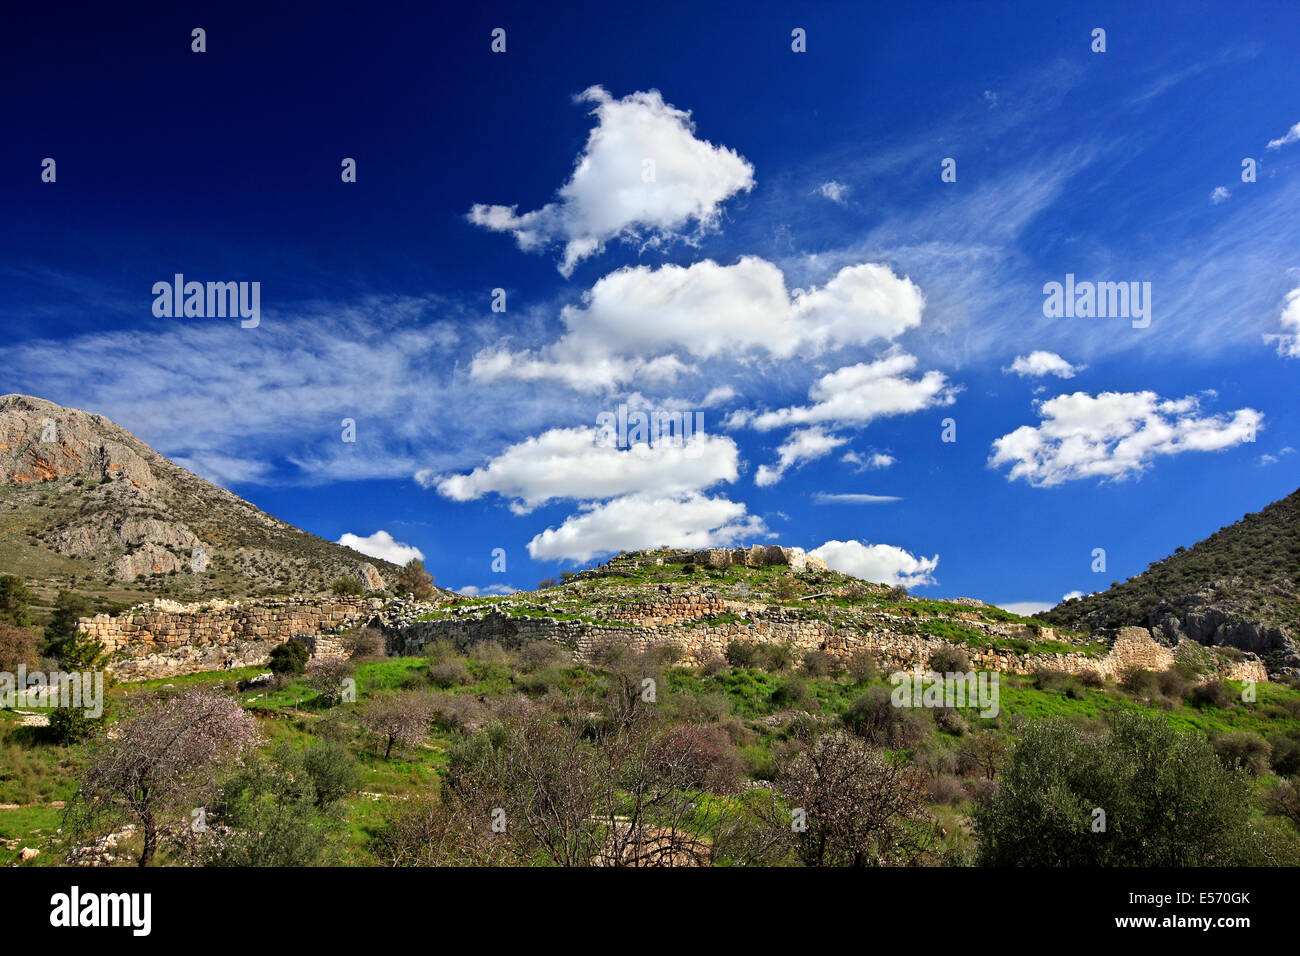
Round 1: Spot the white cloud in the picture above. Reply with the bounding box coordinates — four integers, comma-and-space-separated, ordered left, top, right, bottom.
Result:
467, 86, 755, 276
843, 450, 895, 470
812, 492, 901, 504
424, 426, 739, 513
817, 180, 850, 203
527, 493, 768, 563
1258, 446, 1296, 466
1006, 350, 1080, 379
737, 350, 958, 431
337, 530, 424, 565
1266, 120, 1300, 150
1264, 286, 1300, 358
989, 390, 1263, 487
996, 601, 1052, 616
1061, 590, 1085, 602
1210, 186, 1231, 204
470, 257, 926, 390
457, 584, 519, 597
755, 427, 846, 487
701, 386, 736, 406
810, 539, 939, 588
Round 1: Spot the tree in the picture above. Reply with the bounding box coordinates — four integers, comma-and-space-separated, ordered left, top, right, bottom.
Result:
47, 632, 108, 745
44, 591, 93, 659
0, 575, 34, 626
395, 559, 437, 600
0, 623, 38, 673
974, 712, 1254, 866
361, 691, 433, 759
66, 688, 260, 866
779, 730, 937, 867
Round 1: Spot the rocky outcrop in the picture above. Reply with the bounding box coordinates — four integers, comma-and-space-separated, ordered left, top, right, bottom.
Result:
625, 546, 827, 572
0, 394, 404, 597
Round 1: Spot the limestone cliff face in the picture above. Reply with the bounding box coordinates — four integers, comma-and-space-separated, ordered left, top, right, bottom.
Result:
0, 394, 397, 596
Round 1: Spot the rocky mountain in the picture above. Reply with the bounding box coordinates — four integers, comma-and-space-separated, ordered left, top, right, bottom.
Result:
0, 394, 399, 603
1039, 486, 1300, 674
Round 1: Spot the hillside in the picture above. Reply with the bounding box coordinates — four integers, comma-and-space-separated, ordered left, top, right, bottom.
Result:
0, 394, 400, 605
1039, 486, 1300, 674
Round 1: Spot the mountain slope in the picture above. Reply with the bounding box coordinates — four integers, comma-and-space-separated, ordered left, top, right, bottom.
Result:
0, 394, 399, 603
1039, 486, 1300, 673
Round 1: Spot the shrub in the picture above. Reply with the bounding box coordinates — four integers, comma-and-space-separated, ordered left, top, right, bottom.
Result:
301, 740, 361, 809
1156, 667, 1191, 702
699, 652, 728, 676
429, 659, 470, 689
844, 687, 926, 749
43, 591, 93, 658
0, 622, 38, 672
936, 708, 970, 736
1267, 733, 1300, 777
1189, 679, 1231, 709
801, 649, 840, 678
330, 576, 364, 597
928, 646, 970, 673
725, 640, 761, 669
268, 641, 309, 675
757, 641, 796, 672
1120, 667, 1159, 698
846, 649, 879, 683
927, 774, 968, 806
342, 625, 386, 660
770, 675, 811, 709
519, 641, 572, 671
422, 638, 459, 665
1212, 732, 1273, 776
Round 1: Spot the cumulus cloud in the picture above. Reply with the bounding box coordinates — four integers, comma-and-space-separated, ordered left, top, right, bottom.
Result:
755, 427, 846, 487
470, 257, 926, 390
809, 539, 939, 588
1258, 446, 1295, 466
527, 493, 768, 563
423, 426, 739, 513
1006, 350, 1080, 379
337, 530, 424, 565
818, 180, 850, 203
466, 86, 755, 276
1210, 186, 1231, 204
812, 492, 901, 504
1266, 120, 1300, 150
1061, 590, 1085, 601
736, 350, 958, 431
989, 390, 1262, 487
1264, 286, 1300, 358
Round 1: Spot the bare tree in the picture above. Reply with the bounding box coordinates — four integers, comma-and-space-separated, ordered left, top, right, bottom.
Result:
361, 690, 433, 759
66, 688, 260, 866
779, 730, 938, 867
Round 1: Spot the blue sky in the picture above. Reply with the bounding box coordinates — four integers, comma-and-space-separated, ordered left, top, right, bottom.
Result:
3, 1, 1298, 609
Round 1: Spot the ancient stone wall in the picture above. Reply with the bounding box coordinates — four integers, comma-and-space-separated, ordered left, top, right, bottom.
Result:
79, 597, 380, 679
386, 612, 1265, 683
